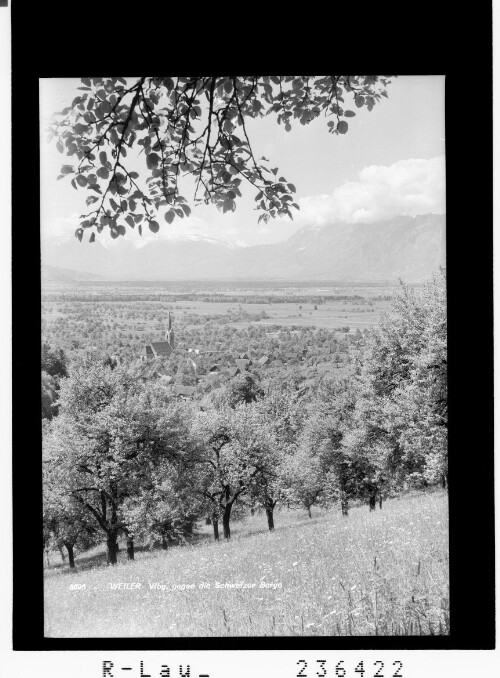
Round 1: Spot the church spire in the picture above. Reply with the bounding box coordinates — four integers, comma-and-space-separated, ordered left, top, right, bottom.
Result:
166, 312, 175, 349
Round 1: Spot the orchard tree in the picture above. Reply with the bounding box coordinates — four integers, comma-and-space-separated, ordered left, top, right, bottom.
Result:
48, 76, 394, 242
192, 404, 242, 540
44, 356, 134, 565
122, 455, 203, 550
374, 270, 448, 489
283, 446, 324, 518
104, 386, 201, 558
42, 342, 68, 380
42, 371, 58, 420
349, 269, 448, 501
41, 342, 69, 419
193, 401, 272, 540
250, 384, 306, 528
212, 371, 264, 409
45, 351, 193, 564
228, 402, 281, 531
301, 375, 358, 516
43, 458, 98, 568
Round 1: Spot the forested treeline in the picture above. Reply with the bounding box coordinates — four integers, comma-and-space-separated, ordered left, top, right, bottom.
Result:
42, 292, 387, 304
42, 271, 447, 567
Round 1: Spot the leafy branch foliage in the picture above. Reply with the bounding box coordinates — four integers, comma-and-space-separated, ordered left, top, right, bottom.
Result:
48, 76, 393, 241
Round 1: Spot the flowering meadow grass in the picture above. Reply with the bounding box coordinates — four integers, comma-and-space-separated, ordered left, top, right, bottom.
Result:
44, 489, 449, 637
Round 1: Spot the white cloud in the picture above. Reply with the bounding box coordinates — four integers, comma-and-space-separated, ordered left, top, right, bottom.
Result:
42, 157, 446, 246
293, 156, 445, 228
131, 215, 251, 248
42, 211, 250, 248
41, 212, 82, 240
132, 216, 210, 246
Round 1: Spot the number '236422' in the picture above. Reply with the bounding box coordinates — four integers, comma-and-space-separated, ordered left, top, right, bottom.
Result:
296, 660, 403, 677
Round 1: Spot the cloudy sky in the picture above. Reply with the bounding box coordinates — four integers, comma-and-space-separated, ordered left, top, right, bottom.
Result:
40, 76, 445, 247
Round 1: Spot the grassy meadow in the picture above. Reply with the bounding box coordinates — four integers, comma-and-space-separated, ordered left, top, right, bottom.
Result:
44, 489, 449, 637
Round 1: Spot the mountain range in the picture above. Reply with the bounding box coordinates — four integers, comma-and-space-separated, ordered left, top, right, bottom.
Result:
41, 213, 445, 282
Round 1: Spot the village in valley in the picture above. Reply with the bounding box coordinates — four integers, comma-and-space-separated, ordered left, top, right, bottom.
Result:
134, 311, 326, 401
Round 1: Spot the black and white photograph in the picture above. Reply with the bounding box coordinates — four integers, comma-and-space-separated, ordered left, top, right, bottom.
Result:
3, 0, 498, 674
39, 75, 451, 639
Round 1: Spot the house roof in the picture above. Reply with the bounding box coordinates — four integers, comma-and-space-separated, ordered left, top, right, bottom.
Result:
228, 366, 241, 377
235, 359, 251, 369
258, 356, 270, 366
172, 385, 196, 397
150, 341, 173, 356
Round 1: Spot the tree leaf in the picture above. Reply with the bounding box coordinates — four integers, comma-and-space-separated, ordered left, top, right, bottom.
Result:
146, 153, 160, 169
97, 167, 109, 180
89, 232, 96, 243
164, 210, 175, 224
149, 220, 160, 233
337, 120, 348, 134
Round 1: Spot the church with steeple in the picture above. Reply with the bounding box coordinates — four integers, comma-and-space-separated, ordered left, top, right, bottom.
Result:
141, 312, 175, 360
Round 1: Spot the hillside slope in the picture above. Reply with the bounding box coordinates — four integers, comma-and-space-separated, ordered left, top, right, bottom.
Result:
44, 490, 449, 637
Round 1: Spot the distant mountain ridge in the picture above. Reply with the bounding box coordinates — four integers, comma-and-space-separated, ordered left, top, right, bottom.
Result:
42, 264, 106, 283
41, 213, 445, 282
